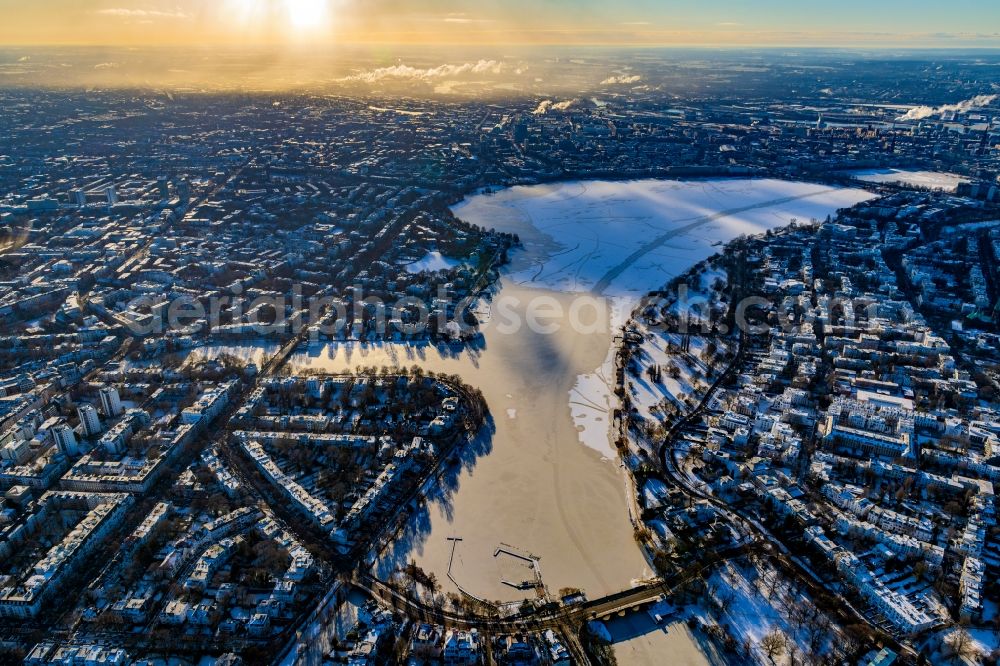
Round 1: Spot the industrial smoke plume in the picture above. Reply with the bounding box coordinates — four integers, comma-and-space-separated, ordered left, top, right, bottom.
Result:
897, 94, 997, 121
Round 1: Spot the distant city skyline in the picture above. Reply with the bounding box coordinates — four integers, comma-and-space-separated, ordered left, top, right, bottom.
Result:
2, 0, 1000, 47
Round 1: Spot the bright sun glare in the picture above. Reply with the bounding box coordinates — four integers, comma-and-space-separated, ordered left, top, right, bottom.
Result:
283, 0, 329, 31
226, 0, 333, 36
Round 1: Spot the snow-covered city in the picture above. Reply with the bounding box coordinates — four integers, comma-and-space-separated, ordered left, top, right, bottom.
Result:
3, 4, 1000, 665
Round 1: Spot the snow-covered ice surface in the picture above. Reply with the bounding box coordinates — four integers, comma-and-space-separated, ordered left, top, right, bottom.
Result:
606, 616, 716, 666
403, 250, 461, 274
850, 168, 970, 192
456, 178, 875, 457
456, 178, 874, 298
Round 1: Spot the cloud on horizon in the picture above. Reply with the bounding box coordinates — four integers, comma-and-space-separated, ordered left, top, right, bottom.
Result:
340, 59, 506, 84
95, 8, 190, 20
601, 74, 642, 85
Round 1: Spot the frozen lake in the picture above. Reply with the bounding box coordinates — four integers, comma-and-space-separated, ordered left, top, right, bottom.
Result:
455, 178, 872, 298
850, 168, 970, 192
290, 178, 875, 625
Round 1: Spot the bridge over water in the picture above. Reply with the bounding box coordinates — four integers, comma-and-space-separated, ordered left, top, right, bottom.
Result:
352, 545, 748, 634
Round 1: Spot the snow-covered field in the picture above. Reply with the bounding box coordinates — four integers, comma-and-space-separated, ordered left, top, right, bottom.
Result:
629, 332, 717, 422
456, 178, 875, 457
402, 250, 461, 274
699, 560, 838, 664
181, 342, 281, 367
850, 168, 970, 192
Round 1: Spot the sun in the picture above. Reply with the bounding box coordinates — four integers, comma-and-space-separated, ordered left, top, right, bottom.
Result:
224, 0, 333, 36
283, 0, 330, 31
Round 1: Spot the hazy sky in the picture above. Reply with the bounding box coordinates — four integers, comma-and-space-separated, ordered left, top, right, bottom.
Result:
2, 0, 1000, 47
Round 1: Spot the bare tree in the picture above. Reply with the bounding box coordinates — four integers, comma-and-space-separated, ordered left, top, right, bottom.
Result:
715, 586, 737, 617
806, 614, 832, 655
760, 628, 788, 666
947, 627, 980, 664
